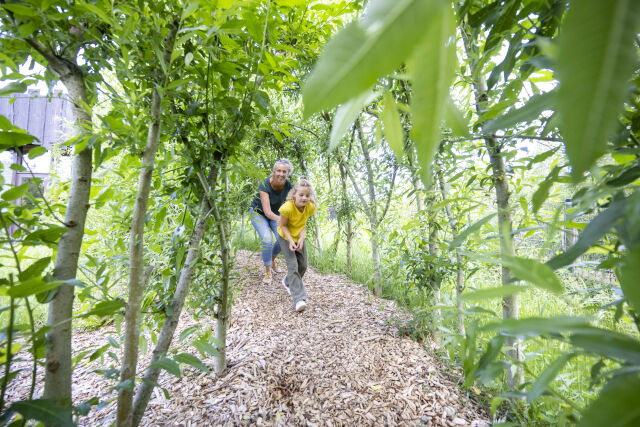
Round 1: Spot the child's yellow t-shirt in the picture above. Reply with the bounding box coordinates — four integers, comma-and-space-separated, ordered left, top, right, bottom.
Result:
277, 200, 316, 243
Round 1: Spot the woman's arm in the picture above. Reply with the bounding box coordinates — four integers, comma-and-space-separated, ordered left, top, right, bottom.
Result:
278, 215, 297, 252
259, 191, 280, 221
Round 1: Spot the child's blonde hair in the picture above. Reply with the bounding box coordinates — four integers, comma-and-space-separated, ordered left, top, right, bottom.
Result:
287, 177, 317, 205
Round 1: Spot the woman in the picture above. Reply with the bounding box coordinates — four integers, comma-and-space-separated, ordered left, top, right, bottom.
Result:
249, 158, 293, 283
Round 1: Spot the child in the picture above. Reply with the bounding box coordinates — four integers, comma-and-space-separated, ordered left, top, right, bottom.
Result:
277, 178, 317, 312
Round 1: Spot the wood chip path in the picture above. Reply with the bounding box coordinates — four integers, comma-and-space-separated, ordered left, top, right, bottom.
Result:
8, 250, 490, 426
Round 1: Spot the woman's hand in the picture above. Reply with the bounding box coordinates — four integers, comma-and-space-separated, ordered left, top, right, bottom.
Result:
295, 238, 305, 252
289, 240, 297, 252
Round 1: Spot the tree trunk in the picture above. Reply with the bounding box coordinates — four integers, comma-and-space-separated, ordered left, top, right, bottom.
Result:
413, 175, 424, 212
461, 26, 522, 389
429, 224, 440, 344
487, 134, 522, 389
118, 24, 178, 426
43, 67, 93, 414
426, 184, 441, 345
338, 163, 353, 273
355, 120, 382, 296
130, 164, 220, 426
212, 168, 232, 376
438, 176, 465, 337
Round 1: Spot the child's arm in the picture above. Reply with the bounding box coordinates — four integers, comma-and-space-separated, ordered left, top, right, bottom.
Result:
278, 215, 297, 252
296, 226, 306, 251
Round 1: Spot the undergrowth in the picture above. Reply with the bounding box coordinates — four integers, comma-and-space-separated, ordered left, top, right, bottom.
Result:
231, 220, 637, 425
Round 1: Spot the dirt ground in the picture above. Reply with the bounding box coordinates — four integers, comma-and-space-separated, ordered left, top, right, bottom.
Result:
7, 250, 490, 426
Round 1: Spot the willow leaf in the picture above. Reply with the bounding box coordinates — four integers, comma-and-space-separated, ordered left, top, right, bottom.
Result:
302, 0, 445, 117
329, 89, 377, 151
382, 92, 405, 162
410, 3, 457, 186
555, 0, 640, 177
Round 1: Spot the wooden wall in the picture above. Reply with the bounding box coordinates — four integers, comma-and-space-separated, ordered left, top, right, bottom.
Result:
0, 89, 74, 149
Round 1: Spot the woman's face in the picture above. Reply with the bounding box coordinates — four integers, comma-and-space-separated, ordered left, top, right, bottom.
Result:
273, 164, 288, 183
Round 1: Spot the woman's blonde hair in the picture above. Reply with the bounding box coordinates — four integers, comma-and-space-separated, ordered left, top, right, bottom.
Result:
271, 158, 293, 178
287, 177, 317, 205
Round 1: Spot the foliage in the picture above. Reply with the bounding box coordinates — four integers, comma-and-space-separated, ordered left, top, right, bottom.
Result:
1, 0, 640, 424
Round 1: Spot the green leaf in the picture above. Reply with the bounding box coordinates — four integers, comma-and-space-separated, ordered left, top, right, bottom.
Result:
150, 358, 181, 378
0, 81, 27, 96
619, 249, 640, 314
579, 374, 640, 427
606, 165, 640, 187
1, 183, 29, 201
502, 256, 564, 294
7, 278, 63, 298
302, 0, 446, 117
0, 114, 13, 130
547, 199, 627, 270
483, 91, 555, 134
528, 146, 560, 166
1, 3, 38, 16
154, 205, 167, 233
10, 399, 72, 426
80, 300, 125, 318
459, 285, 527, 302
182, 0, 200, 20
89, 344, 110, 362
555, 0, 640, 177
474, 335, 505, 380
185, 52, 194, 67
179, 326, 199, 342
527, 353, 575, 403
192, 340, 219, 357
18, 257, 51, 281
482, 317, 593, 337
77, 2, 114, 25
329, 89, 376, 151
410, 3, 457, 186
381, 92, 404, 162
174, 353, 210, 373
27, 146, 47, 159
0, 131, 38, 149
449, 212, 497, 250
23, 226, 68, 246
570, 330, 640, 365
532, 166, 560, 214
444, 96, 469, 137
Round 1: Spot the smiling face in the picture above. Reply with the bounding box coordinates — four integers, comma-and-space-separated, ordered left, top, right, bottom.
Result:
272, 163, 288, 184
293, 187, 311, 209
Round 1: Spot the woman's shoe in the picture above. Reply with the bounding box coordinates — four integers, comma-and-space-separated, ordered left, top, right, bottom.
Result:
272, 260, 283, 273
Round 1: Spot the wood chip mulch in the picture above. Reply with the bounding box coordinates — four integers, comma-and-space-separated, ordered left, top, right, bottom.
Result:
7, 250, 490, 426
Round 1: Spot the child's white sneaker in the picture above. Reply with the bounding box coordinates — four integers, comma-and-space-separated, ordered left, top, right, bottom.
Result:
281, 277, 291, 295
262, 271, 272, 284
295, 300, 307, 312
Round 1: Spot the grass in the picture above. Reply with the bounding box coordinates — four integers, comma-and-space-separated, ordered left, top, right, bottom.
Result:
0, 247, 51, 330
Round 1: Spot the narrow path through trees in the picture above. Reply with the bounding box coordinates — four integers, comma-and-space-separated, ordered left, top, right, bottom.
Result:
8, 251, 489, 426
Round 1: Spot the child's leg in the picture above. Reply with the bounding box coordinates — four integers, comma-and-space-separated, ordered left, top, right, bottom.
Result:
297, 243, 307, 279
278, 235, 307, 304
